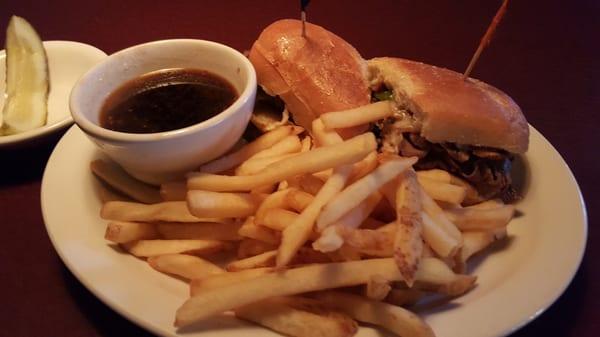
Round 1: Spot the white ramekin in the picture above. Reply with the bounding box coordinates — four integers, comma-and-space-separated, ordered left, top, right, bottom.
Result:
70, 39, 256, 184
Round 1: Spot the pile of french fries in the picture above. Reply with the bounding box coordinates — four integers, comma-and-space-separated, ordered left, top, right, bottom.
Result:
92, 105, 516, 337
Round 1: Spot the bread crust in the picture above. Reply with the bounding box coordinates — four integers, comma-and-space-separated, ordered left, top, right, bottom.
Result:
249, 19, 370, 135
368, 57, 529, 153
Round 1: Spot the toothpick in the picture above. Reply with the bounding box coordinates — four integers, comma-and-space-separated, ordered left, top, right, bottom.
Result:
301, 11, 307, 37
300, 0, 310, 38
463, 0, 509, 80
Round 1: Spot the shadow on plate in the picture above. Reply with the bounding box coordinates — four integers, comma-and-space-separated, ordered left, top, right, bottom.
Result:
466, 236, 515, 274
60, 265, 155, 337
512, 154, 531, 203
176, 313, 253, 335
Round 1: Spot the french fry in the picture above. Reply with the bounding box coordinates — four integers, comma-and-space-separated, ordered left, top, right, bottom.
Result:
187, 132, 376, 191
90, 159, 162, 204
421, 211, 461, 258
414, 257, 477, 296
311, 226, 344, 253
312, 169, 332, 181
416, 169, 481, 205
313, 291, 435, 337
260, 210, 322, 242
104, 221, 160, 243
385, 288, 425, 307
249, 135, 302, 159
273, 117, 350, 268
147, 254, 225, 280
421, 188, 463, 242
250, 184, 276, 194
311, 118, 343, 146
237, 238, 278, 259
226, 250, 277, 271
338, 227, 394, 257
394, 170, 423, 287
101, 201, 202, 223
175, 257, 473, 326
312, 192, 382, 252
277, 180, 289, 191
190, 267, 275, 296
124, 239, 226, 257
447, 175, 482, 205
187, 190, 262, 218
277, 164, 354, 267
254, 189, 293, 225
334, 192, 382, 231
235, 297, 358, 337
285, 189, 314, 212
365, 275, 392, 301
238, 217, 280, 244
468, 199, 505, 210
444, 205, 515, 230
160, 181, 187, 201
348, 151, 378, 183
317, 156, 417, 230
199, 125, 295, 173
416, 169, 452, 183
260, 208, 299, 231
235, 153, 297, 176
157, 222, 242, 241
375, 222, 397, 233
460, 230, 505, 262
320, 101, 394, 129
417, 176, 467, 205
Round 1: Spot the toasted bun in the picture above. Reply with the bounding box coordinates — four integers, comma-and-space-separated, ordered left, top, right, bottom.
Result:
368, 57, 529, 153
249, 19, 370, 136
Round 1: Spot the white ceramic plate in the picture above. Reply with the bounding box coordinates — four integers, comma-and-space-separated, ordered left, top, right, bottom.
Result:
41, 125, 587, 337
0, 40, 106, 148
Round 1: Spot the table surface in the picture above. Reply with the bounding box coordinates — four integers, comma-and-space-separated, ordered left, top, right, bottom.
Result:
0, 1, 597, 336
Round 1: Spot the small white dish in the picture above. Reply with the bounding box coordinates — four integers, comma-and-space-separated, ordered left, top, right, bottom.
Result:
41, 125, 587, 337
70, 39, 257, 185
0, 40, 107, 148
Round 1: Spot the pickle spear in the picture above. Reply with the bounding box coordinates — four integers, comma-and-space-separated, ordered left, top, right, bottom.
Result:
1, 15, 49, 135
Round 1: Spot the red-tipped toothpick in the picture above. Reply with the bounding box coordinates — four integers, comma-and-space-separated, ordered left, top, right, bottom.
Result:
463, 0, 509, 80
301, 0, 311, 37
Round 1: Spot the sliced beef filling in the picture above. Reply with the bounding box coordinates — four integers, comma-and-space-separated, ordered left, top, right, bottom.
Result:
374, 123, 517, 202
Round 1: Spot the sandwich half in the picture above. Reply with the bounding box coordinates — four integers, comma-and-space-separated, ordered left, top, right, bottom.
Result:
368, 57, 529, 202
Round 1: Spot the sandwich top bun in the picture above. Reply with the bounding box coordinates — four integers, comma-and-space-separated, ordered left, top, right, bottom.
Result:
249, 19, 370, 136
368, 57, 529, 154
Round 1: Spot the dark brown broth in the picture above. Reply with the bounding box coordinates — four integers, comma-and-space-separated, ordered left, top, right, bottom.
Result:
100, 68, 238, 133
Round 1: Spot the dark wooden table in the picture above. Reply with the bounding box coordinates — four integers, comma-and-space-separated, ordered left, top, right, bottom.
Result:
0, 1, 597, 336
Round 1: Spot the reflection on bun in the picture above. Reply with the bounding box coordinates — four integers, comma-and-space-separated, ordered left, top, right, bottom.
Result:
249, 19, 370, 137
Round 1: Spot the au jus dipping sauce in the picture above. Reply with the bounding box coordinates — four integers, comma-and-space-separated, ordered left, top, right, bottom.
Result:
100, 68, 238, 133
